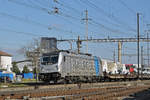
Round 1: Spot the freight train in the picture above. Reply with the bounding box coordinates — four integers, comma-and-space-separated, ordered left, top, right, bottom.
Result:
39, 50, 150, 83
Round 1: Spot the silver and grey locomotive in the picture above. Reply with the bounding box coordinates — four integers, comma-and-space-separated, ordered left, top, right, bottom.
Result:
39, 50, 102, 83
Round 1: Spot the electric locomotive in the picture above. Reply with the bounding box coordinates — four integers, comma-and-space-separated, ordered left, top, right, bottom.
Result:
39, 50, 103, 83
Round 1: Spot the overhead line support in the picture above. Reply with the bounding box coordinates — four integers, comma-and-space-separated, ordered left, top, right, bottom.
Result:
137, 13, 140, 79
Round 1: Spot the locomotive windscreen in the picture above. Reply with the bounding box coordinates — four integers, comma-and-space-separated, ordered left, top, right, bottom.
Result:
41, 55, 58, 65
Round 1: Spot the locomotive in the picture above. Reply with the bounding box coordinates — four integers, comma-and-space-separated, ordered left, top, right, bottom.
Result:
39, 50, 150, 83
39, 50, 103, 83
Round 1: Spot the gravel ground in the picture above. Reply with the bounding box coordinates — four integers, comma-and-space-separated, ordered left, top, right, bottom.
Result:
123, 88, 150, 100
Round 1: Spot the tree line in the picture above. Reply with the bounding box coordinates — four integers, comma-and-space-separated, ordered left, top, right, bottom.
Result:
11, 62, 37, 74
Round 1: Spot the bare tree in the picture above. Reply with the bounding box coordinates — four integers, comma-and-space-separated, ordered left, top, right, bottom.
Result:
20, 38, 41, 82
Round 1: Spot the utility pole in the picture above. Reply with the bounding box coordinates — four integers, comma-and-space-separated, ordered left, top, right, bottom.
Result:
137, 13, 140, 78
147, 32, 149, 67
146, 24, 150, 67
82, 10, 91, 53
33, 50, 39, 89
118, 42, 122, 63
141, 46, 143, 80
113, 49, 116, 62
77, 36, 81, 53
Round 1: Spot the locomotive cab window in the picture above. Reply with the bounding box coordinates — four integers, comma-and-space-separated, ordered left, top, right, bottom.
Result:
41, 55, 58, 65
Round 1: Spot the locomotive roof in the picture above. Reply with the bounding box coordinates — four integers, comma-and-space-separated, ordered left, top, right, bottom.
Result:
42, 50, 92, 57
42, 52, 59, 56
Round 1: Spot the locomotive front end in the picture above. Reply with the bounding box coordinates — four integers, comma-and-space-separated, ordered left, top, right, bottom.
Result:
39, 52, 61, 82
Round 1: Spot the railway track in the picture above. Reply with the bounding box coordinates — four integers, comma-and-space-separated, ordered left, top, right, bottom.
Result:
0, 80, 148, 92
0, 80, 150, 100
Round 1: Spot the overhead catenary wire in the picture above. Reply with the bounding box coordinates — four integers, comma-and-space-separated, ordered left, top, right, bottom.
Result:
8, 0, 122, 38
89, 14, 123, 29
58, 11, 81, 21
141, 14, 149, 36
28, 0, 50, 9
75, 0, 130, 30
0, 12, 48, 28
54, 0, 81, 16
52, 0, 85, 27
118, 0, 136, 15
7, 0, 62, 17
76, 0, 134, 33
55, 0, 126, 36
24, 0, 82, 26
8, 0, 50, 13
53, 0, 133, 37
79, 0, 136, 33
7, 0, 84, 35
7, 0, 137, 37
53, 0, 110, 36
0, 12, 80, 35
90, 20, 132, 35
74, 0, 130, 35
0, 28, 42, 36
27, 0, 49, 11
52, 3, 106, 37
86, 0, 135, 31
58, 0, 120, 28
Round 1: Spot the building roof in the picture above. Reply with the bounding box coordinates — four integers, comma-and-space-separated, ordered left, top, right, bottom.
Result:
0, 51, 12, 57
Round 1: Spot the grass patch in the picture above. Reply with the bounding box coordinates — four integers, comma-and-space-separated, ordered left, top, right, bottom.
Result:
0, 79, 37, 88
8, 83, 26, 87
22, 79, 36, 83
0, 83, 26, 88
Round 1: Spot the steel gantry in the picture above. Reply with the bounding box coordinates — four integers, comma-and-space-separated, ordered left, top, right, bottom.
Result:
58, 37, 150, 43
58, 37, 150, 63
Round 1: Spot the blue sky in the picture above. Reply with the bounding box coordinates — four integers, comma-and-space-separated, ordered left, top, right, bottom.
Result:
0, 0, 150, 64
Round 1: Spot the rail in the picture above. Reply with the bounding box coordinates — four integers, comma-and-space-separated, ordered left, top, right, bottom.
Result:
0, 80, 150, 100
